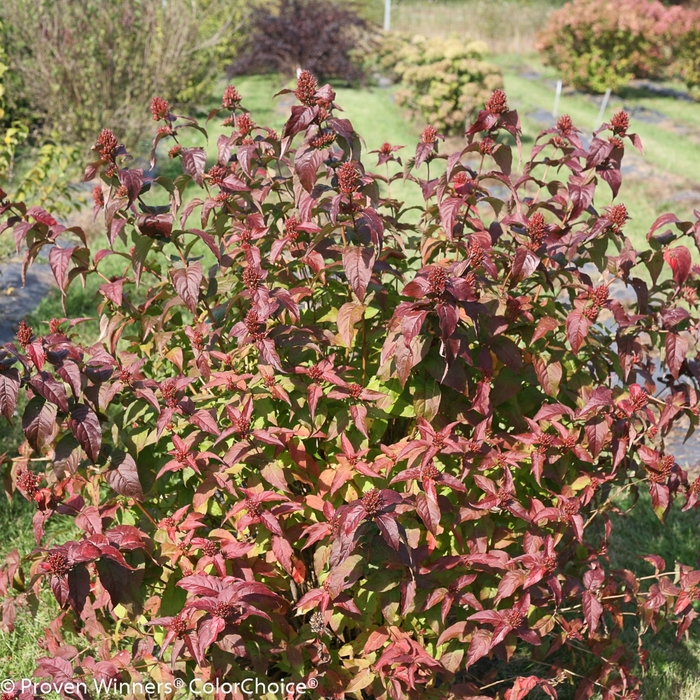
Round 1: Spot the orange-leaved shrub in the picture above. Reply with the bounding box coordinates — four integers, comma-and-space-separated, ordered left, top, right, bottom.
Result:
2, 77, 700, 699
537, 0, 679, 93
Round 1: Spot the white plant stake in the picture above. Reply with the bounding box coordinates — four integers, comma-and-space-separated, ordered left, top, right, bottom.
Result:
552, 80, 562, 118
596, 88, 612, 128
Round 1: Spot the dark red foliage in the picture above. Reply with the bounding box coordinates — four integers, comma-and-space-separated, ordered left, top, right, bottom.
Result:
2, 80, 700, 700
230, 0, 373, 83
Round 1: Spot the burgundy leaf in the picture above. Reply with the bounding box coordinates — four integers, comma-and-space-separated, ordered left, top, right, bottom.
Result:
105, 451, 144, 500
171, 262, 203, 313
69, 404, 102, 463
181, 147, 206, 186
0, 368, 20, 422
342, 247, 375, 302
566, 309, 590, 354
48, 246, 76, 293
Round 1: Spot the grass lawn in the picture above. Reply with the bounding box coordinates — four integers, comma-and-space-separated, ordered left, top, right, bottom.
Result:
2, 67, 700, 695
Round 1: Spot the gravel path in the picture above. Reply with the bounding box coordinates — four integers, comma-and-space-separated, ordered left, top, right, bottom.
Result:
0, 261, 55, 345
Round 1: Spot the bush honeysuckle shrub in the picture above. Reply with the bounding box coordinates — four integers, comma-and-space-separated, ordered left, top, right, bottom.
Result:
537, 0, 677, 93
374, 34, 503, 136
3, 79, 700, 699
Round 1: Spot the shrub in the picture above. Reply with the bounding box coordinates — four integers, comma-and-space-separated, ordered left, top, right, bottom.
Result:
668, 8, 700, 99
0, 0, 246, 147
0, 19, 82, 241
376, 33, 503, 136
231, 0, 373, 83
537, 0, 675, 93
2, 77, 700, 699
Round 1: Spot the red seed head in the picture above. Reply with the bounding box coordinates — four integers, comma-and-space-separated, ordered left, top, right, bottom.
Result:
236, 113, 255, 136
202, 540, 220, 557
308, 364, 324, 382
421, 462, 440, 481
222, 85, 242, 110
336, 161, 360, 195
506, 607, 525, 628
45, 551, 70, 576
348, 383, 363, 400
95, 129, 118, 161
17, 470, 40, 497
380, 142, 393, 155
526, 212, 547, 245
608, 203, 628, 232
557, 114, 573, 134
49, 318, 62, 335
213, 602, 235, 619
171, 614, 187, 635
206, 164, 229, 187
485, 89, 508, 115
479, 137, 495, 155
169, 144, 182, 159
362, 488, 382, 517
16, 320, 32, 348
295, 70, 319, 107
428, 266, 448, 296
421, 125, 438, 144
285, 216, 299, 241
467, 238, 484, 268
610, 110, 630, 136
160, 379, 178, 408
243, 266, 263, 290
591, 285, 609, 307
92, 185, 104, 208
150, 97, 169, 121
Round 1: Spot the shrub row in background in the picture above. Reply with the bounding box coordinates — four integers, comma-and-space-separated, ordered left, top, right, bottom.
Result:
373, 34, 503, 136
2, 75, 700, 698
538, 0, 700, 97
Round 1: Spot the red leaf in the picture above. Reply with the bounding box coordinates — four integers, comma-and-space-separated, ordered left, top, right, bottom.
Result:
105, 451, 144, 500
342, 247, 375, 302
505, 677, 539, 700
181, 147, 206, 186
118, 168, 144, 205
416, 492, 440, 535
23, 398, 57, 451
48, 246, 76, 293
439, 197, 463, 240
171, 262, 203, 313
666, 332, 688, 379
29, 372, 69, 413
566, 309, 590, 354
69, 404, 102, 463
0, 368, 20, 422
190, 409, 220, 435
512, 246, 539, 281
100, 278, 124, 306
582, 590, 603, 635
663, 246, 692, 285
465, 628, 492, 668
584, 417, 608, 458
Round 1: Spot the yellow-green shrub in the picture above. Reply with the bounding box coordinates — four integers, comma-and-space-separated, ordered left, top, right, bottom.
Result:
377, 34, 503, 135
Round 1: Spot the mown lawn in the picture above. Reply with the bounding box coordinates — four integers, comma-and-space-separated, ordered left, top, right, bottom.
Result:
2, 67, 700, 696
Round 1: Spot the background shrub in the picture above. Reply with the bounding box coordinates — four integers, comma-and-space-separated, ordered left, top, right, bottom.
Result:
669, 8, 700, 99
376, 33, 503, 135
3, 77, 700, 698
0, 0, 246, 148
231, 0, 374, 83
537, 0, 674, 93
